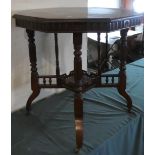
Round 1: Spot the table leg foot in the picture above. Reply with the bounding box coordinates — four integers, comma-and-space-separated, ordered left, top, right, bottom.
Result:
74, 119, 83, 150
26, 89, 40, 113
74, 147, 80, 153
117, 87, 132, 112
74, 92, 83, 150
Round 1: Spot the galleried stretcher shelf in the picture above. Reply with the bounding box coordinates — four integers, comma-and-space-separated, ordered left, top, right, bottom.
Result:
13, 7, 144, 152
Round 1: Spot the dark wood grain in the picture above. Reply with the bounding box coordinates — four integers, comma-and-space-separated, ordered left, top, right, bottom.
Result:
74, 92, 83, 151
26, 29, 40, 113
97, 32, 101, 85
13, 7, 142, 20
117, 28, 132, 112
54, 33, 60, 85
73, 33, 83, 150
13, 7, 143, 33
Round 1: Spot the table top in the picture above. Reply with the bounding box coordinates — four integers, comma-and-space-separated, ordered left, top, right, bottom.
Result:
13, 7, 144, 33
13, 7, 142, 20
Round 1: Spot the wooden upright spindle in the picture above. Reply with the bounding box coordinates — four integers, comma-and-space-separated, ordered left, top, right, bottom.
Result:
106, 76, 108, 84
43, 77, 46, 85
104, 32, 109, 71
105, 33, 108, 58
54, 33, 60, 85
49, 77, 52, 85
73, 33, 83, 84
112, 76, 114, 84
97, 33, 101, 84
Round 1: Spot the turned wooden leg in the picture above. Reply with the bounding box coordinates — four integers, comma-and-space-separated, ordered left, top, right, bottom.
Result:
73, 33, 83, 152
117, 28, 132, 112
54, 33, 61, 85
26, 29, 40, 114
97, 32, 101, 85
117, 85, 132, 112
26, 89, 40, 113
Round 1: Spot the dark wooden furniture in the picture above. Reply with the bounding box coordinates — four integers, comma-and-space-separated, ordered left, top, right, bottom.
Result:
13, 7, 143, 152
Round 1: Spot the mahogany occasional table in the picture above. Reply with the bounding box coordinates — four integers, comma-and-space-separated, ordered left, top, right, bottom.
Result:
13, 7, 144, 152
